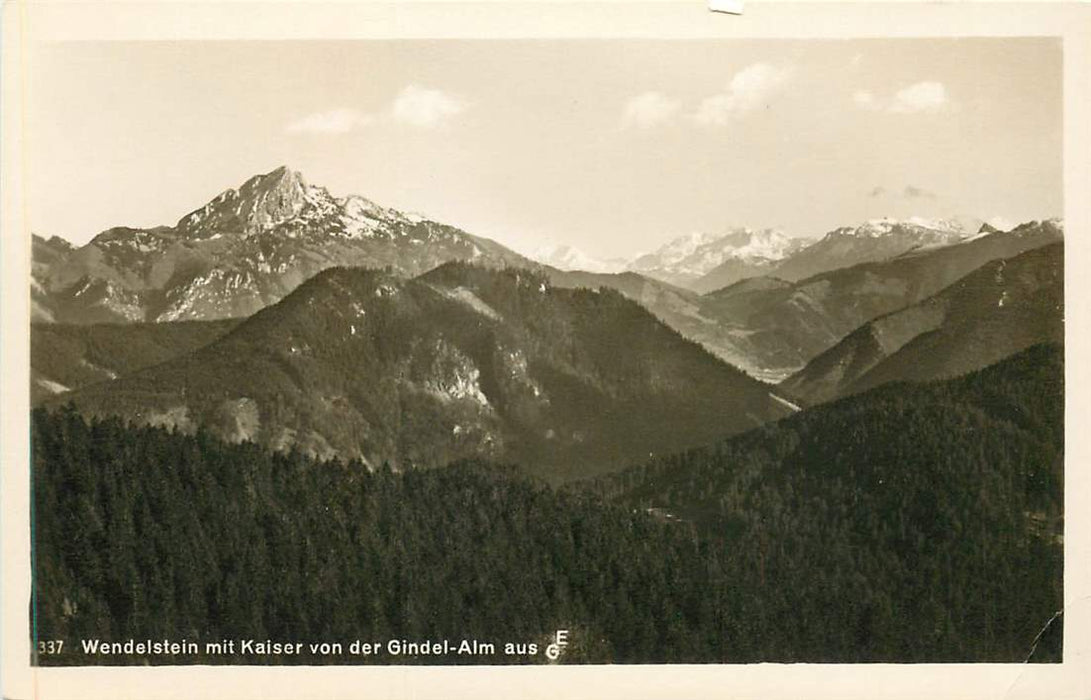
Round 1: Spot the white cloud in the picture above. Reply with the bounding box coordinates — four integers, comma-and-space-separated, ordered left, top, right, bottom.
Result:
285, 109, 373, 135
390, 85, 467, 128
284, 85, 468, 135
692, 63, 794, 126
855, 81, 949, 114
621, 92, 682, 129
890, 81, 948, 113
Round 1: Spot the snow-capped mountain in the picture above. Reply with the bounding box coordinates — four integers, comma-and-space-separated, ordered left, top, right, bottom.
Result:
531, 243, 628, 274
694, 218, 1062, 382
175, 166, 425, 241
32, 166, 533, 323
629, 228, 810, 289
825, 217, 967, 240
701, 216, 978, 291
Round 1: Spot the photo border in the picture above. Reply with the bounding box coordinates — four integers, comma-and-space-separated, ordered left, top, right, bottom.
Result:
3, 2, 1089, 698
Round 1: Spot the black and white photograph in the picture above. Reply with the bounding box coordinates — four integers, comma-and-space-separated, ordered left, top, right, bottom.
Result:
2, 2, 1089, 698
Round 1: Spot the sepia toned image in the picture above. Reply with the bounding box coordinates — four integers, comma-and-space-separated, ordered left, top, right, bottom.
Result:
3, 2, 1089, 698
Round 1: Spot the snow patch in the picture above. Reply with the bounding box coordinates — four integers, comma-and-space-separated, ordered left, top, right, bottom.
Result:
36, 377, 70, 394
769, 393, 801, 412
79, 358, 117, 380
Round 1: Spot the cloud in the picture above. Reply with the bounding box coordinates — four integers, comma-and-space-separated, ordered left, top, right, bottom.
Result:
867, 184, 939, 200
390, 85, 467, 128
285, 85, 468, 135
903, 185, 937, 199
987, 216, 1014, 232
891, 82, 948, 113
855, 81, 949, 114
621, 92, 682, 129
692, 63, 794, 126
285, 109, 373, 135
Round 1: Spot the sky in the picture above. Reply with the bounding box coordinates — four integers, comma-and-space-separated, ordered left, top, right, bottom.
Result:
26, 38, 1062, 258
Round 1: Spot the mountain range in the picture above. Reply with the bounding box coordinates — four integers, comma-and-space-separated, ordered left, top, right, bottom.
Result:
27, 160, 1065, 665
691, 219, 1063, 380
46, 263, 793, 479
29, 167, 791, 379
32, 166, 532, 324
627, 228, 811, 291
31, 165, 1064, 474
618, 217, 979, 295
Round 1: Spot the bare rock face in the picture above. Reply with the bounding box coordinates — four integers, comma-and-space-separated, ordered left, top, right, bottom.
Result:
177, 166, 313, 238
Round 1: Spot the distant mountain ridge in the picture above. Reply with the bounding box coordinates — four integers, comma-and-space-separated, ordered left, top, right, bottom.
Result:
532, 244, 628, 274
626, 217, 1008, 295
691, 219, 1063, 380
629, 228, 811, 290
691, 217, 976, 293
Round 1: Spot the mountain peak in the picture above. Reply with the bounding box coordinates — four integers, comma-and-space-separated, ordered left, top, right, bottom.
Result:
176, 165, 318, 238
246, 165, 304, 191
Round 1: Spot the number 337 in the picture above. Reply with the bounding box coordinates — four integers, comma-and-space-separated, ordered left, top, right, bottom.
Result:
38, 640, 64, 654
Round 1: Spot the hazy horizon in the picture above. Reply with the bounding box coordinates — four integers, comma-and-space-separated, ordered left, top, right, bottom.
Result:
27, 38, 1061, 258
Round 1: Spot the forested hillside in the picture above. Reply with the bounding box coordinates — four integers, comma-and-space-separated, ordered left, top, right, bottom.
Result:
780, 243, 1063, 404
595, 343, 1064, 662
33, 407, 747, 665
32, 344, 1062, 664
31, 319, 239, 404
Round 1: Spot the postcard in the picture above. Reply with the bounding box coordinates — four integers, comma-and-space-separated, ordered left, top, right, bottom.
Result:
3, 2, 1089, 698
